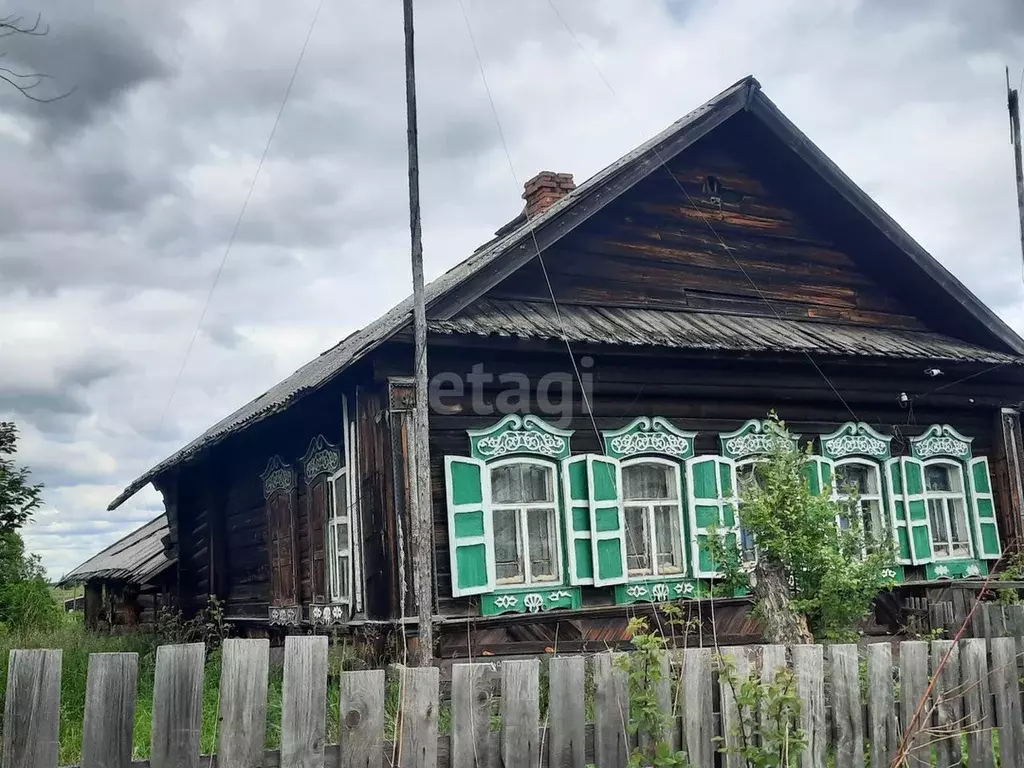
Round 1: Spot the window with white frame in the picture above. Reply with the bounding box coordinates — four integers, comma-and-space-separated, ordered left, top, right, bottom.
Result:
621, 460, 684, 577
834, 459, 884, 549
923, 461, 972, 559
489, 459, 560, 586
327, 467, 352, 605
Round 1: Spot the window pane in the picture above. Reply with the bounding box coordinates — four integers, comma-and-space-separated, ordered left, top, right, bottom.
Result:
925, 465, 953, 492
338, 555, 350, 600
740, 528, 756, 563
494, 509, 523, 583
527, 508, 557, 582
928, 499, 948, 543
863, 500, 882, 544
653, 505, 681, 573
623, 464, 673, 501
948, 499, 970, 545
836, 464, 873, 495
491, 464, 553, 504
333, 479, 348, 522
625, 506, 651, 573
336, 523, 349, 552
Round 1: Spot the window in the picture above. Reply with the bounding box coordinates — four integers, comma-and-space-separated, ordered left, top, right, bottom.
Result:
734, 461, 762, 564
489, 460, 560, 586
327, 467, 352, 606
622, 460, 684, 577
834, 460, 884, 550
923, 461, 972, 559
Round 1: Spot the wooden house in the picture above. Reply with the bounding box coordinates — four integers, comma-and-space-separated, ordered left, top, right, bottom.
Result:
59, 514, 177, 629
108, 76, 1024, 653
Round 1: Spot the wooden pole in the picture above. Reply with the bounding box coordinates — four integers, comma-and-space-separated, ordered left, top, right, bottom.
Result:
1008, 67, 1024, 269
403, 0, 434, 665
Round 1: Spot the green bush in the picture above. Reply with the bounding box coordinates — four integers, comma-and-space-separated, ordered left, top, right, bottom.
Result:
0, 577, 62, 632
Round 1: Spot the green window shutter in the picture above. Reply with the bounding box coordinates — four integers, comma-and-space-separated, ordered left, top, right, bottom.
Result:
968, 456, 1001, 559
884, 458, 913, 564
587, 455, 627, 586
898, 457, 933, 564
802, 456, 835, 496
686, 455, 737, 578
444, 456, 495, 597
562, 455, 595, 585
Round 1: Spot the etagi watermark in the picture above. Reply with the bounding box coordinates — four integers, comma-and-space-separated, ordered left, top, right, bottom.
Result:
428, 357, 594, 429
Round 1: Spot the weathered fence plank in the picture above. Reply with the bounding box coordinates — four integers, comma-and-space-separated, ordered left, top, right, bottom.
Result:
990, 636, 1023, 768
501, 660, 540, 768
1, 648, 62, 768
218, 639, 270, 768
759, 644, 786, 744
339, 669, 385, 768
681, 648, 713, 768
828, 644, 864, 768
398, 666, 440, 768
547, 657, 585, 768
866, 643, 897, 768
282, 635, 329, 768
82, 652, 138, 768
150, 643, 204, 768
450, 664, 492, 768
961, 638, 996, 768
898, 640, 931, 768
930, 640, 962, 768
792, 644, 825, 768
592, 653, 628, 768
718, 647, 750, 768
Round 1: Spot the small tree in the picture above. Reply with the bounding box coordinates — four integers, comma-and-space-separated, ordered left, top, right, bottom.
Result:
0, 422, 42, 533
712, 414, 896, 643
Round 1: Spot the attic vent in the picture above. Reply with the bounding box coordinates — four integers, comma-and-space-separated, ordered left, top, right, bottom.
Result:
702, 175, 721, 195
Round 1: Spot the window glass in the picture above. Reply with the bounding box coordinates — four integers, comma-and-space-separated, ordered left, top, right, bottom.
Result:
622, 461, 682, 578
491, 463, 553, 504
328, 471, 352, 605
923, 462, 971, 559
625, 506, 650, 573
493, 508, 522, 583
925, 465, 953, 492
654, 506, 681, 573
623, 463, 674, 501
836, 464, 876, 495
527, 508, 557, 582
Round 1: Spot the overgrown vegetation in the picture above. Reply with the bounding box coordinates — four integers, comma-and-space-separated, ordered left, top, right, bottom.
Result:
711, 413, 897, 642
996, 550, 1024, 604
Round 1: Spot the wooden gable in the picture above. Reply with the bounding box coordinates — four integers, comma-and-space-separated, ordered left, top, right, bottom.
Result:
485, 125, 939, 337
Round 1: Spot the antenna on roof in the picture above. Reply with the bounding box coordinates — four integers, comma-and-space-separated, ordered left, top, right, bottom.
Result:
403, 0, 435, 667
1007, 66, 1024, 280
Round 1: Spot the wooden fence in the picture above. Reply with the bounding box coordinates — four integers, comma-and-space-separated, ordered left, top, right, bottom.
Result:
4, 634, 1024, 768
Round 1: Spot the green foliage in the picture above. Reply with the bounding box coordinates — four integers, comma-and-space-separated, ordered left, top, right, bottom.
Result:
616, 617, 690, 768
715, 414, 897, 641
715, 655, 806, 767
997, 551, 1024, 604
155, 595, 230, 650
0, 531, 60, 633
0, 422, 42, 533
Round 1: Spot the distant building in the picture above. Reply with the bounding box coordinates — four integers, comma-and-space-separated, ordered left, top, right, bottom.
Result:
60, 514, 177, 629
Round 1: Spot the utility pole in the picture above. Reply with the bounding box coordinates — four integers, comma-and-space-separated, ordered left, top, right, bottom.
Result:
1009, 66, 1024, 268
403, 0, 434, 666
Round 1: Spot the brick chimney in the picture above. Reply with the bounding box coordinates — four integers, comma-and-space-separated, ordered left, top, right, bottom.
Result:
522, 171, 575, 219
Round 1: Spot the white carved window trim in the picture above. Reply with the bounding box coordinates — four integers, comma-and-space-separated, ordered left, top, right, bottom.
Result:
833, 458, 885, 555
621, 457, 687, 578
488, 457, 565, 590
922, 459, 974, 561
326, 466, 353, 610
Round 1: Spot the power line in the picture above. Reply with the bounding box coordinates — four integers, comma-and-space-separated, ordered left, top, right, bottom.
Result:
160, 0, 324, 424
454, 0, 603, 443
544, 0, 861, 424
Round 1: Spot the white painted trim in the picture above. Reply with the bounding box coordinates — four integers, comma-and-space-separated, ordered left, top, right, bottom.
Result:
883, 457, 913, 565
922, 458, 974, 561
586, 454, 628, 587
487, 456, 564, 590
621, 456, 687, 578
326, 465, 352, 613
561, 455, 594, 586
968, 456, 1001, 559
444, 455, 495, 597
347, 393, 364, 613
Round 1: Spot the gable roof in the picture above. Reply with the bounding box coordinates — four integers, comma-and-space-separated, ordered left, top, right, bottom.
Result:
108, 75, 1024, 511
59, 514, 174, 586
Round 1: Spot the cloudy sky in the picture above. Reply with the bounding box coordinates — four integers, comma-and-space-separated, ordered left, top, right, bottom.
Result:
0, 0, 1022, 577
